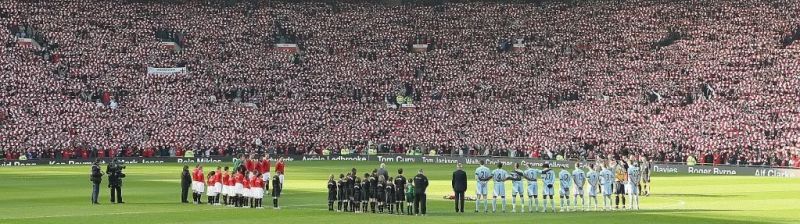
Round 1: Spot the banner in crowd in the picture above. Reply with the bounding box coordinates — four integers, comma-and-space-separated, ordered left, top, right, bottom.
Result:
147, 67, 187, 75
160, 41, 180, 52
648, 163, 800, 178
274, 43, 298, 53
411, 44, 428, 53
17, 38, 41, 48
512, 43, 525, 52
2, 154, 797, 178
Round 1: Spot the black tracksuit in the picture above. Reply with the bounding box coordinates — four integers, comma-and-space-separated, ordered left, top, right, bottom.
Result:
327, 179, 337, 211
272, 175, 282, 208
413, 173, 429, 215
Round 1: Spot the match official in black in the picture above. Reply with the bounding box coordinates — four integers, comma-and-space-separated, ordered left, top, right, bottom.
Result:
413, 169, 429, 216
452, 163, 467, 213
181, 165, 191, 203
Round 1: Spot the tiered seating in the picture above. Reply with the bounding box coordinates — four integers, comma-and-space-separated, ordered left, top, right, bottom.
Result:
0, 0, 798, 167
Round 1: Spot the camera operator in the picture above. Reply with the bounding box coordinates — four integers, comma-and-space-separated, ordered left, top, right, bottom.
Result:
106, 159, 126, 203
90, 159, 103, 204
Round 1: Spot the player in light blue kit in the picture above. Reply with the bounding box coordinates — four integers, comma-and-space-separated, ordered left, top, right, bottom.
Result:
599, 162, 614, 211
523, 162, 540, 212
509, 162, 525, 212
558, 168, 572, 212
572, 162, 586, 211
586, 163, 600, 211
491, 162, 510, 213
627, 161, 641, 210
541, 163, 556, 212
475, 160, 492, 213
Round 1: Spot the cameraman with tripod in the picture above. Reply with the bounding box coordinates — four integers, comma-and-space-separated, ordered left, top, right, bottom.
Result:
107, 159, 126, 203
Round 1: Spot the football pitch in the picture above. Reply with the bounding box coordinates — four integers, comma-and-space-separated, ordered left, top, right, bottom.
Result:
1, 161, 798, 224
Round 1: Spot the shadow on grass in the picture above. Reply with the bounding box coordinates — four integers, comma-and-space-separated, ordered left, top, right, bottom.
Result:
422, 209, 784, 224
425, 209, 738, 216
115, 202, 184, 205
654, 193, 744, 198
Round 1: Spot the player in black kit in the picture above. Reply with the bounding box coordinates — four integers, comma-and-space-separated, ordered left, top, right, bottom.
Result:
369, 170, 378, 213
271, 172, 282, 209
394, 168, 407, 214
376, 175, 386, 213
345, 172, 354, 212
386, 177, 396, 214
353, 177, 362, 213
362, 173, 371, 213
327, 174, 337, 211
348, 168, 357, 212
342, 173, 351, 212
337, 173, 345, 212
362, 174, 370, 213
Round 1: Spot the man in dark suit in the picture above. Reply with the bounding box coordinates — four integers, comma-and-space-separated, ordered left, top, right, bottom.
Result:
181, 165, 191, 203
452, 163, 468, 213
413, 169, 429, 216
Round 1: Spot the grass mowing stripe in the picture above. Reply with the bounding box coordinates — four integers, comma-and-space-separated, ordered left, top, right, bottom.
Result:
1, 161, 798, 224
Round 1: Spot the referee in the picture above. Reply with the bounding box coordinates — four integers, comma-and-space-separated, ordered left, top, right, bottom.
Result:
413, 169, 429, 216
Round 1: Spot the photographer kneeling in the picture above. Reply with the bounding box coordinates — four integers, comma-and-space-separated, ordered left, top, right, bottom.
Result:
107, 159, 126, 203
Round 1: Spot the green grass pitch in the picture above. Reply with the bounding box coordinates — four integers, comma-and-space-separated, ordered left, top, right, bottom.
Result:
1, 161, 798, 224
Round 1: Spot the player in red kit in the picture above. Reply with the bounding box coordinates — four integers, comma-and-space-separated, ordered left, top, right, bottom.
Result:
221, 167, 231, 206
259, 155, 271, 191
245, 155, 256, 175
275, 157, 286, 188
192, 165, 205, 204
213, 167, 223, 205
243, 171, 253, 208
252, 172, 265, 209
233, 170, 245, 207
249, 172, 259, 208
206, 171, 218, 205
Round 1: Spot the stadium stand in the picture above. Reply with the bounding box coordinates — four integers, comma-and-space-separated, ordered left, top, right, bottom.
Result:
0, 0, 799, 167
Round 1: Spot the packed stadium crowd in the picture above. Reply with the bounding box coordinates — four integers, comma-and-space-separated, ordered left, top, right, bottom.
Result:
1, 0, 799, 167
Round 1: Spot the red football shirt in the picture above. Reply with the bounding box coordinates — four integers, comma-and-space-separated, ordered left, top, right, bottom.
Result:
258, 160, 270, 174
191, 169, 198, 181
193, 169, 204, 182
222, 173, 230, 186
234, 173, 244, 184
275, 161, 285, 174
214, 171, 222, 183
253, 177, 264, 189
207, 175, 216, 185
245, 159, 256, 171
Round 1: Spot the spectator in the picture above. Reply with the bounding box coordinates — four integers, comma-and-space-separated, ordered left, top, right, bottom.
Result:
0, 0, 797, 168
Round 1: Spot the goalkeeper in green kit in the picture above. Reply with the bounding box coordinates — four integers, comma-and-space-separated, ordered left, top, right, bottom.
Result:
405, 183, 415, 215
